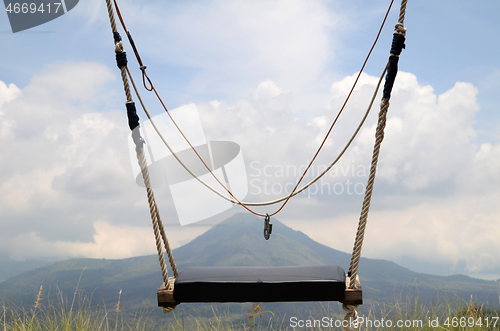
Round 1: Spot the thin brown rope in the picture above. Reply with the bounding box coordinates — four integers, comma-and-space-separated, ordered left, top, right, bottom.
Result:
112, 0, 395, 218
126, 60, 388, 208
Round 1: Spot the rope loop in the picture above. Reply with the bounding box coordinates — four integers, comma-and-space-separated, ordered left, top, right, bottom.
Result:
142, 71, 154, 92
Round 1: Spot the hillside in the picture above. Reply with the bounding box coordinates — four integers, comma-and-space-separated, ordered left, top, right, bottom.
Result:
0, 213, 498, 320
0, 255, 53, 282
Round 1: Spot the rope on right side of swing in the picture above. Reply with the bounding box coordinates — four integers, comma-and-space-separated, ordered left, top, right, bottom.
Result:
343, 1, 408, 329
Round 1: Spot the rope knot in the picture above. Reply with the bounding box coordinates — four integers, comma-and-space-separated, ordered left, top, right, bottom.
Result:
114, 40, 128, 68
394, 22, 407, 35
114, 40, 128, 69
162, 306, 175, 314
115, 40, 124, 53
342, 304, 359, 330
140, 65, 147, 71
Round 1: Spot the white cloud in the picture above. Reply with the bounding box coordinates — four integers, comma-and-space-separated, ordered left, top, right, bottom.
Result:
458, 141, 500, 195
0, 81, 22, 108
331, 73, 480, 192
287, 193, 500, 274
199, 71, 483, 199
2, 58, 500, 277
99, 0, 338, 98
5, 221, 208, 260
364, 194, 500, 273
196, 70, 500, 275
0, 81, 22, 139
0, 63, 130, 242
0, 62, 212, 260
1, 0, 499, 281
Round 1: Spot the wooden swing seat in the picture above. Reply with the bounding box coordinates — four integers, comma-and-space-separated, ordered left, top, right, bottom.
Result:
158, 265, 362, 308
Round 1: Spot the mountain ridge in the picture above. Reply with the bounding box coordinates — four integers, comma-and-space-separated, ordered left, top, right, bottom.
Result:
0, 213, 497, 316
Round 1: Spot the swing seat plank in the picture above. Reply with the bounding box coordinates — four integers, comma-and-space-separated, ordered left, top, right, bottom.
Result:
158, 265, 362, 307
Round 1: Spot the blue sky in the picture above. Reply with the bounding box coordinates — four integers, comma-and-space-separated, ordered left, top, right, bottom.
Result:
1, 0, 500, 280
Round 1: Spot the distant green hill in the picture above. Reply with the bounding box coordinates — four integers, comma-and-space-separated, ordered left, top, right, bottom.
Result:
0, 255, 53, 283
0, 213, 498, 321
173, 212, 351, 267
174, 213, 498, 307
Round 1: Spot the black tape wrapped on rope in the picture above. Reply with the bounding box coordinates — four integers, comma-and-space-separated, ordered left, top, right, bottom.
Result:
126, 102, 145, 148
113, 31, 122, 43
382, 33, 406, 100
113, 31, 128, 69
113, 31, 143, 148
126, 102, 140, 131
116, 51, 128, 69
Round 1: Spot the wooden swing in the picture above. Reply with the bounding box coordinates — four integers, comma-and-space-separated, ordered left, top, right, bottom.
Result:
157, 266, 363, 308
104, 0, 407, 320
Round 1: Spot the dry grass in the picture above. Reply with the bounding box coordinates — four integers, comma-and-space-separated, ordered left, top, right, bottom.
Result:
1, 285, 499, 330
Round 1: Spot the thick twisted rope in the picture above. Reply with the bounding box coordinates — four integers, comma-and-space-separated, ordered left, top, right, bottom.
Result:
105, 0, 178, 293
126, 66, 179, 278
157, 215, 179, 277
348, 0, 407, 288
105, 0, 117, 34
348, 99, 389, 285
342, 303, 359, 331
342, 101, 389, 330
136, 147, 169, 285
344, 1, 407, 328
398, 0, 408, 26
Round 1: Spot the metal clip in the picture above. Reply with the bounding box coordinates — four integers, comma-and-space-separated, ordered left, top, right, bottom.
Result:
263, 214, 272, 240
